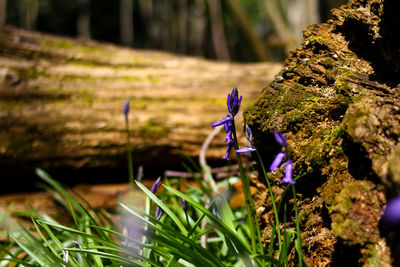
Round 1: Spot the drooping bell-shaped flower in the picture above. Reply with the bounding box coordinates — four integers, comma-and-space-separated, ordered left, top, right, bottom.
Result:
227, 87, 242, 116
381, 196, 400, 226
211, 114, 233, 128
123, 99, 130, 118
151, 177, 162, 194
222, 140, 234, 160
180, 198, 189, 212
155, 205, 163, 220
274, 132, 288, 147
245, 124, 253, 143
280, 160, 295, 184
270, 152, 286, 172
235, 146, 256, 154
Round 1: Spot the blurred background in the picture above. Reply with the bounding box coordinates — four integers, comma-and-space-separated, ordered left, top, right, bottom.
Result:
0, 0, 350, 62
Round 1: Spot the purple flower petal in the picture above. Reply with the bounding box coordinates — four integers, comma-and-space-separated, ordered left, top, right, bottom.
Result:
382, 196, 400, 226
274, 132, 288, 147
270, 152, 285, 172
211, 114, 232, 128
123, 99, 130, 118
245, 124, 253, 143
227, 87, 242, 116
180, 198, 189, 212
155, 206, 163, 220
151, 177, 162, 194
222, 140, 234, 160
235, 147, 256, 153
280, 160, 295, 184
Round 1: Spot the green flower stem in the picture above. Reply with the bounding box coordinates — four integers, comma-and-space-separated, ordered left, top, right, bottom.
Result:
125, 117, 134, 187
292, 184, 303, 267
231, 120, 259, 254
255, 151, 282, 252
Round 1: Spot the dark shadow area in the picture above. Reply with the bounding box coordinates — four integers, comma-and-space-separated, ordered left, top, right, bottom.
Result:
331, 241, 362, 266
0, 148, 229, 194
379, 219, 400, 266
341, 132, 380, 183
336, 0, 400, 87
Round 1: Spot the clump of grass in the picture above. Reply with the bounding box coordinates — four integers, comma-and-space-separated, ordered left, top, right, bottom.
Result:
2, 88, 306, 266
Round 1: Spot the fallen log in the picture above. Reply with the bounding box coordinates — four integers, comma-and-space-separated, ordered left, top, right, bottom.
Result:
0, 26, 281, 191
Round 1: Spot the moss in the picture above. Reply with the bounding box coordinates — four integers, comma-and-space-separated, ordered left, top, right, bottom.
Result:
137, 119, 170, 138
330, 180, 382, 246
40, 38, 76, 50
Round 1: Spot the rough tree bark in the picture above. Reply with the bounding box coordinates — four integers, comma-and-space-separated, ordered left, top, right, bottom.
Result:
0, 26, 281, 191
245, 0, 400, 265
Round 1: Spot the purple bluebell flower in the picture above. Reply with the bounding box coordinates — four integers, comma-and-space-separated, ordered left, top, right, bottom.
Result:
155, 205, 163, 220
236, 146, 256, 154
270, 152, 286, 172
245, 124, 253, 143
222, 140, 234, 160
223, 119, 233, 143
123, 99, 130, 118
381, 196, 400, 226
73, 240, 81, 248
151, 177, 162, 194
280, 160, 295, 184
180, 198, 189, 212
227, 87, 243, 116
211, 114, 232, 128
274, 132, 288, 147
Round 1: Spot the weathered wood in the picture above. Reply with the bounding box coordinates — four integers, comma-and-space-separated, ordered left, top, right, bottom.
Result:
246, 0, 400, 265
0, 26, 281, 189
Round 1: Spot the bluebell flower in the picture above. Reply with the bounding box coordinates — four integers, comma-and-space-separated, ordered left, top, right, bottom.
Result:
235, 146, 256, 154
270, 152, 286, 172
155, 205, 163, 220
227, 87, 242, 116
123, 99, 130, 118
274, 132, 288, 147
180, 198, 189, 212
236, 124, 256, 155
222, 140, 234, 160
270, 132, 296, 184
245, 124, 253, 143
211, 114, 232, 128
151, 177, 162, 194
381, 196, 400, 226
211, 88, 243, 160
280, 160, 295, 184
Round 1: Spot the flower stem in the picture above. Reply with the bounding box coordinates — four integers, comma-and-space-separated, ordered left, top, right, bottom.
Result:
255, 150, 282, 251
292, 184, 303, 267
231, 120, 259, 254
125, 117, 134, 187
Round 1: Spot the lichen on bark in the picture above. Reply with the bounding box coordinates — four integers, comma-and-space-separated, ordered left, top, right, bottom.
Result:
245, 0, 400, 265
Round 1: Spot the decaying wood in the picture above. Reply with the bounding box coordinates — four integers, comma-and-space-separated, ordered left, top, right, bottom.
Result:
0, 26, 281, 189
246, 0, 400, 265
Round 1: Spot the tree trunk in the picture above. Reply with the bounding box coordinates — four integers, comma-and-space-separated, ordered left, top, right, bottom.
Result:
18, 0, 38, 30
224, 0, 268, 61
208, 0, 230, 61
0, 25, 281, 191
0, 0, 6, 26
77, 0, 91, 39
120, 0, 133, 46
245, 0, 400, 265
